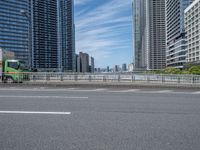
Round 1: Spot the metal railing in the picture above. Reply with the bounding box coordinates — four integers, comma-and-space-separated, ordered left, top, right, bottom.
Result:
4, 72, 199, 85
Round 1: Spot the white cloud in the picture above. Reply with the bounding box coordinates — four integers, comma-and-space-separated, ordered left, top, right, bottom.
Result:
74, 0, 92, 5
75, 0, 132, 67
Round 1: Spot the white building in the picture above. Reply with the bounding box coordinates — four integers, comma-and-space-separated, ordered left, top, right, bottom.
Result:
185, 0, 200, 62
128, 63, 134, 72
166, 0, 194, 69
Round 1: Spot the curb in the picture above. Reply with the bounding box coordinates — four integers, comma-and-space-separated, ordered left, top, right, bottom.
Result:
1, 81, 200, 90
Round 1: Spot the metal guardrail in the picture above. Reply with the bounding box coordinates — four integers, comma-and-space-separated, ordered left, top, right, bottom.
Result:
5, 72, 199, 85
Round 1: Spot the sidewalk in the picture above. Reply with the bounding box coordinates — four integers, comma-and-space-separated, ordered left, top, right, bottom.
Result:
11, 80, 199, 89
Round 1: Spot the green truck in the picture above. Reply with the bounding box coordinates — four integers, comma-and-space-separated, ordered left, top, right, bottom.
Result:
0, 48, 29, 83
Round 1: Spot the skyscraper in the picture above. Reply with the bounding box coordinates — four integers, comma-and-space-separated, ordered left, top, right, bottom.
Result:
132, 0, 146, 69
0, 0, 29, 64
122, 64, 127, 72
133, 0, 166, 70
145, 0, 166, 70
89, 57, 95, 73
77, 52, 89, 73
166, 0, 194, 69
31, 0, 75, 72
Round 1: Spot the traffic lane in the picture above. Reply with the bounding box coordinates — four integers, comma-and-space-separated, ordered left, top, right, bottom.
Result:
0, 91, 200, 150
0, 110, 200, 150
0, 91, 200, 114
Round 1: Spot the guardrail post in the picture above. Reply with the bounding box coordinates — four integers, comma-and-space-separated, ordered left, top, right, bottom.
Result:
118, 75, 120, 82
103, 76, 106, 82
131, 75, 133, 82
162, 75, 165, 83
74, 75, 78, 81
192, 76, 195, 84
45, 72, 47, 82
32, 74, 35, 82
147, 76, 150, 83
45, 73, 50, 84
88, 75, 91, 82
60, 73, 63, 81
177, 76, 181, 84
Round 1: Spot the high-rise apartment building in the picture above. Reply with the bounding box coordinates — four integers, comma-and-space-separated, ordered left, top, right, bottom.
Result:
145, 0, 166, 70
0, 0, 29, 64
106, 66, 110, 72
89, 57, 94, 73
122, 64, 127, 72
132, 0, 146, 69
31, 0, 75, 72
133, 0, 166, 70
77, 52, 89, 73
185, 0, 200, 63
114, 65, 120, 72
166, 0, 194, 69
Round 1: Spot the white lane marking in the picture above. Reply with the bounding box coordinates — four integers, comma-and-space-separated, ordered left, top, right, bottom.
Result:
1, 88, 78, 91
67, 88, 77, 90
157, 90, 173, 93
0, 88, 64, 91
192, 91, 200, 94
0, 88, 105, 92
0, 111, 71, 115
93, 89, 106, 91
141, 90, 173, 93
109, 89, 140, 93
0, 96, 88, 99
64, 89, 107, 92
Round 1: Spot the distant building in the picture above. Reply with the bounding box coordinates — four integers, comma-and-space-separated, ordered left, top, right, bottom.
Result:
185, 0, 200, 63
122, 64, 127, 72
89, 57, 95, 73
75, 54, 79, 72
128, 63, 134, 72
114, 65, 120, 72
106, 66, 110, 72
77, 52, 89, 73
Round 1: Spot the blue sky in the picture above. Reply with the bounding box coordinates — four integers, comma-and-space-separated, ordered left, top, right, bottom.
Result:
74, 0, 133, 68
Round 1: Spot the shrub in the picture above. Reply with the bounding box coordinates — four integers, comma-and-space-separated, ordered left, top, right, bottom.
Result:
164, 67, 181, 74
189, 66, 200, 75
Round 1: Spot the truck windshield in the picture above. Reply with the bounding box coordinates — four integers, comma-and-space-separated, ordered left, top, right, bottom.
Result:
7, 62, 19, 69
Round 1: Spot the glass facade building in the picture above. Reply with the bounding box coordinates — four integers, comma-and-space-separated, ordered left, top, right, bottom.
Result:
58, 0, 76, 72
0, 0, 29, 64
132, 0, 146, 70
166, 0, 194, 68
31, 0, 75, 72
133, 0, 166, 70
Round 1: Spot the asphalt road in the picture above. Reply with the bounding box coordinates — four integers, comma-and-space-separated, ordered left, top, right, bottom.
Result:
0, 87, 200, 150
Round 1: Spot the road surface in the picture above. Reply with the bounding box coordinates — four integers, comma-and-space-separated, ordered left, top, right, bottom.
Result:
0, 87, 200, 150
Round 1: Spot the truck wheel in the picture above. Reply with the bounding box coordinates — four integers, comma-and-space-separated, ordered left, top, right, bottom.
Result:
6, 77, 14, 83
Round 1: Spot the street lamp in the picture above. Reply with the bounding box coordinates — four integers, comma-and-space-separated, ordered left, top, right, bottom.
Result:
20, 9, 32, 69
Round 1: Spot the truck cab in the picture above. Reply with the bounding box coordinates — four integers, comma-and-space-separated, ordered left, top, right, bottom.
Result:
3, 59, 28, 83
